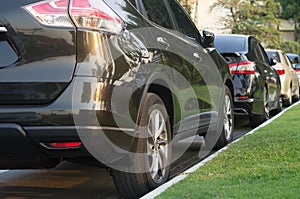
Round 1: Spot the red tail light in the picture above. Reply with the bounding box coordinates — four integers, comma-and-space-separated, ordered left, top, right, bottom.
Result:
70, 0, 122, 34
295, 69, 300, 73
24, 0, 123, 34
229, 61, 256, 75
238, 95, 250, 100
44, 142, 82, 149
276, 69, 285, 75
24, 0, 74, 27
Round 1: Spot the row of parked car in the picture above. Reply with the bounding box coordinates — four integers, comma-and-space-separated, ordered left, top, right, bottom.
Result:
213, 35, 300, 127
0, 0, 299, 199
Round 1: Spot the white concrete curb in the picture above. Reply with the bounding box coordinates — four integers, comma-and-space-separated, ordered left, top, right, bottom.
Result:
141, 101, 300, 199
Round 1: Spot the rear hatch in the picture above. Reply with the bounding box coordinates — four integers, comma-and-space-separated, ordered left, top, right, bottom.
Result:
221, 52, 257, 99
0, 0, 76, 105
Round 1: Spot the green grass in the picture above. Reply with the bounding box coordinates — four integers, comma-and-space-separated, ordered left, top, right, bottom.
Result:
157, 104, 300, 199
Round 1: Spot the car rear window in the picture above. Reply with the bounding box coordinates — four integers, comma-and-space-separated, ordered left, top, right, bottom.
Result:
214, 36, 246, 53
266, 51, 281, 62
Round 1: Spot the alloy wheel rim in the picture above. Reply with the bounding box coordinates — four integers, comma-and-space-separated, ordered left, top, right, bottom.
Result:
223, 95, 233, 141
147, 109, 168, 183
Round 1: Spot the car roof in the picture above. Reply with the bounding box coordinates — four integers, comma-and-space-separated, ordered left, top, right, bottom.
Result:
215, 34, 250, 39
214, 34, 250, 54
286, 53, 299, 58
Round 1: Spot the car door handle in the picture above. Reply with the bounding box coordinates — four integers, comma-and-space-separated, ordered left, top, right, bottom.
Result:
157, 37, 170, 49
193, 53, 203, 62
0, 27, 7, 33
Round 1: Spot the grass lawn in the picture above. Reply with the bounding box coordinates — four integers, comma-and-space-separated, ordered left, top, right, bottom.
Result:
157, 104, 300, 199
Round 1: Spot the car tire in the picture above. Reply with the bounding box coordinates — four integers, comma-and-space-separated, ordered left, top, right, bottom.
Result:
272, 95, 282, 115
292, 87, 299, 102
111, 93, 171, 199
214, 86, 234, 149
283, 86, 292, 107
250, 86, 269, 127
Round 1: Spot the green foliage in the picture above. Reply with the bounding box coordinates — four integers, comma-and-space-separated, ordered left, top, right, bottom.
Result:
275, 0, 300, 22
275, 0, 300, 41
211, 0, 281, 48
280, 40, 300, 54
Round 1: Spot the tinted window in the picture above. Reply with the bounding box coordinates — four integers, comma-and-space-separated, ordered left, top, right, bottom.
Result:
266, 51, 281, 62
141, 0, 174, 29
287, 54, 300, 64
167, 0, 200, 42
214, 36, 246, 53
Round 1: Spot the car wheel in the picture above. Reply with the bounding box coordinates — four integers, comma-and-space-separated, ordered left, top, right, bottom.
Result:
250, 86, 269, 127
283, 86, 292, 107
214, 86, 234, 149
292, 86, 299, 102
111, 93, 171, 199
273, 95, 282, 115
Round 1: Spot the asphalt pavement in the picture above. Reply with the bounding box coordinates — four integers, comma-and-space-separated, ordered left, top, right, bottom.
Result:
0, 117, 252, 199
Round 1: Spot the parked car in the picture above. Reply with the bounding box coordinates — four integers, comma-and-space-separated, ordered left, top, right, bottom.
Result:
286, 53, 300, 85
0, 0, 234, 198
214, 34, 282, 127
266, 50, 299, 106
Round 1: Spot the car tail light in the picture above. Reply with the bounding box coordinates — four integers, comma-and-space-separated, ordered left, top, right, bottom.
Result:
42, 142, 82, 149
23, 0, 74, 27
238, 95, 250, 100
296, 69, 300, 73
276, 69, 285, 75
24, 0, 123, 34
229, 61, 256, 75
69, 0, 122, 34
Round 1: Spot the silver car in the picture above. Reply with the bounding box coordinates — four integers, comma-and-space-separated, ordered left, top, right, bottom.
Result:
266, 49, 299, 106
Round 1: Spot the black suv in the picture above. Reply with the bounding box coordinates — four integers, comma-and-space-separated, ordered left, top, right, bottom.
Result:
0, 0, 233, 198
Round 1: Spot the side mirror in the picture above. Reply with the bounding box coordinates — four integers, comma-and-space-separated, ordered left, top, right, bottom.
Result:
269, 58, 278, 66
202, 30, 215, 48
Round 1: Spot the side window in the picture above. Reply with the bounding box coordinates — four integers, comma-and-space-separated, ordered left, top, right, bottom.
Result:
141, 0, 174, 30
167, 0, 200, 42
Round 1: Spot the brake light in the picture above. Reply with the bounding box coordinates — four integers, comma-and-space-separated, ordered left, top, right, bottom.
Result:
229, 61, 256, 75
70, 0, 122, 34
276, 69, 285, 75
45, 142, 82, 149
24, 0, 74, 27
295, 69, 300, 73
24, 0, 123, 34
238, 95, 250, 100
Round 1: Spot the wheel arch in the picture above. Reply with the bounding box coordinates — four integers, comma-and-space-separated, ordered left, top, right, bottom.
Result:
136, 73, 175, 136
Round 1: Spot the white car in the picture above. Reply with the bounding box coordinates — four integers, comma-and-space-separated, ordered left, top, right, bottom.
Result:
266, 49, 299, 106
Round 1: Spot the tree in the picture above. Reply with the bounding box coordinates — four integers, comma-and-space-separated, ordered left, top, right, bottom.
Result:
275, 0, 300, 42
178, 0, 192, 16
275, 0, 300, 22
211, 0, 281, 48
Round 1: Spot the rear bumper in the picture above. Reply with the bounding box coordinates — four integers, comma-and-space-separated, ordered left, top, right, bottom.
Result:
0, 123, 61, 169
233, 98, 263, 116
0, 123, 136, 169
